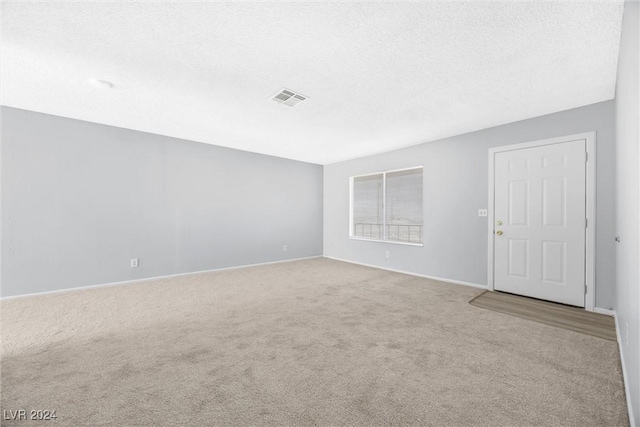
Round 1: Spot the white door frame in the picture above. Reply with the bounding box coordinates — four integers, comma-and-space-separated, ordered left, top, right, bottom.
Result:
487, 132, 596, 311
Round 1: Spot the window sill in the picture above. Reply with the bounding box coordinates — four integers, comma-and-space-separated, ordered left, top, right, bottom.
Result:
349, 236, 424, 247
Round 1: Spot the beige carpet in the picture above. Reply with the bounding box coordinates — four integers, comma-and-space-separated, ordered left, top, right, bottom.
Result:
0, 258, 629, 426
470, 290, 617, 341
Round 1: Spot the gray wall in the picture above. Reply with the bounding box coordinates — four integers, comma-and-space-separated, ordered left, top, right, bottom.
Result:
614, 1, 639, 424
1, 107, 323, 297
324, 100, 616, 309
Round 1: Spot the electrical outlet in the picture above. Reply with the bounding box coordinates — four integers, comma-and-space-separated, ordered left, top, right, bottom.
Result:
625, 323, 629, 345
385, 251, 390, 258
478, 209, 488, 217
130, 258, 139, 268
283, 245, 288, 252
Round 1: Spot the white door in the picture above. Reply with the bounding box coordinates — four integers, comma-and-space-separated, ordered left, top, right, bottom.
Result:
493, 139, 587, 307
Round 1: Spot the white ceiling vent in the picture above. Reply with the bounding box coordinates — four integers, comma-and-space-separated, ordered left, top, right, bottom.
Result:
271, 88, 308, 107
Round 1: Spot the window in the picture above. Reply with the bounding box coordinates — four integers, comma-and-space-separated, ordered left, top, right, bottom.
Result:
350, 166, 423, 245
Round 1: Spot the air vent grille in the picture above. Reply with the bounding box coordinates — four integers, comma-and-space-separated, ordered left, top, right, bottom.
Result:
271, 88, 308, 107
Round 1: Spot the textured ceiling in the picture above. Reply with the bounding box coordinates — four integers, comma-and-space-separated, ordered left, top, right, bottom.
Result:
0, 1, 624, 164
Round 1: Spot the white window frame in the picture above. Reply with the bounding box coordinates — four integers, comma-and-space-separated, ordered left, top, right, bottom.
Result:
349, 165, 424, 247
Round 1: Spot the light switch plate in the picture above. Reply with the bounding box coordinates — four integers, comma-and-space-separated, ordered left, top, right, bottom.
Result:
478, 209, 488, 217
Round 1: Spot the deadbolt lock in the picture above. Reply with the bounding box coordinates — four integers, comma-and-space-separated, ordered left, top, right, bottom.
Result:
496, 230, 503, 236
496, 220, 503, 226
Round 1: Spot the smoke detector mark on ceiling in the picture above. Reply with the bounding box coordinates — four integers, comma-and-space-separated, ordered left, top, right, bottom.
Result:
271, 88, 308, 107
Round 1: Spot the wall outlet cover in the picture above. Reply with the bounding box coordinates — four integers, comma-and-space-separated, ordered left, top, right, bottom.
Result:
131, 258, 139, 268
625, 323, 629, 345
478, 209, 488, 217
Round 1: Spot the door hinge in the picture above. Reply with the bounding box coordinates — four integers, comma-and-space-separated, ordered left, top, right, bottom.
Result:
585, 284, 588, 295
585, 218, 588, 228
585, 152, 588, 162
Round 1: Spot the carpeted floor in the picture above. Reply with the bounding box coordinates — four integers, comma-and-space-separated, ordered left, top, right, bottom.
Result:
0, 258, 629, 426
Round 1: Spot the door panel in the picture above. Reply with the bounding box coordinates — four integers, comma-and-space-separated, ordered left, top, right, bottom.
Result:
509, 180, 529, 226
541, 241, 565, 283
508, 239, 528, 278
493, 140, 586, 307
542, 177, 566, 226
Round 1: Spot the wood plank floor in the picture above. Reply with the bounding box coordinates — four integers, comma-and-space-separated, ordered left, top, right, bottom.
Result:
469, 290, 616, 341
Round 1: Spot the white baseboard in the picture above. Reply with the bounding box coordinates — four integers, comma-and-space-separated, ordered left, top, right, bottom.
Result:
593, 307, 616, 317
324, 256, 487, 290
593, 307, 616, 316
1, 255, 323, 300
613, 311, 636, 427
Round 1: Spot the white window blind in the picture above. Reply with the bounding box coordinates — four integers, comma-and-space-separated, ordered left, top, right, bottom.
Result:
385, 168, 423, 243
352, 174, 384, 240
351, 167, 423, 244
